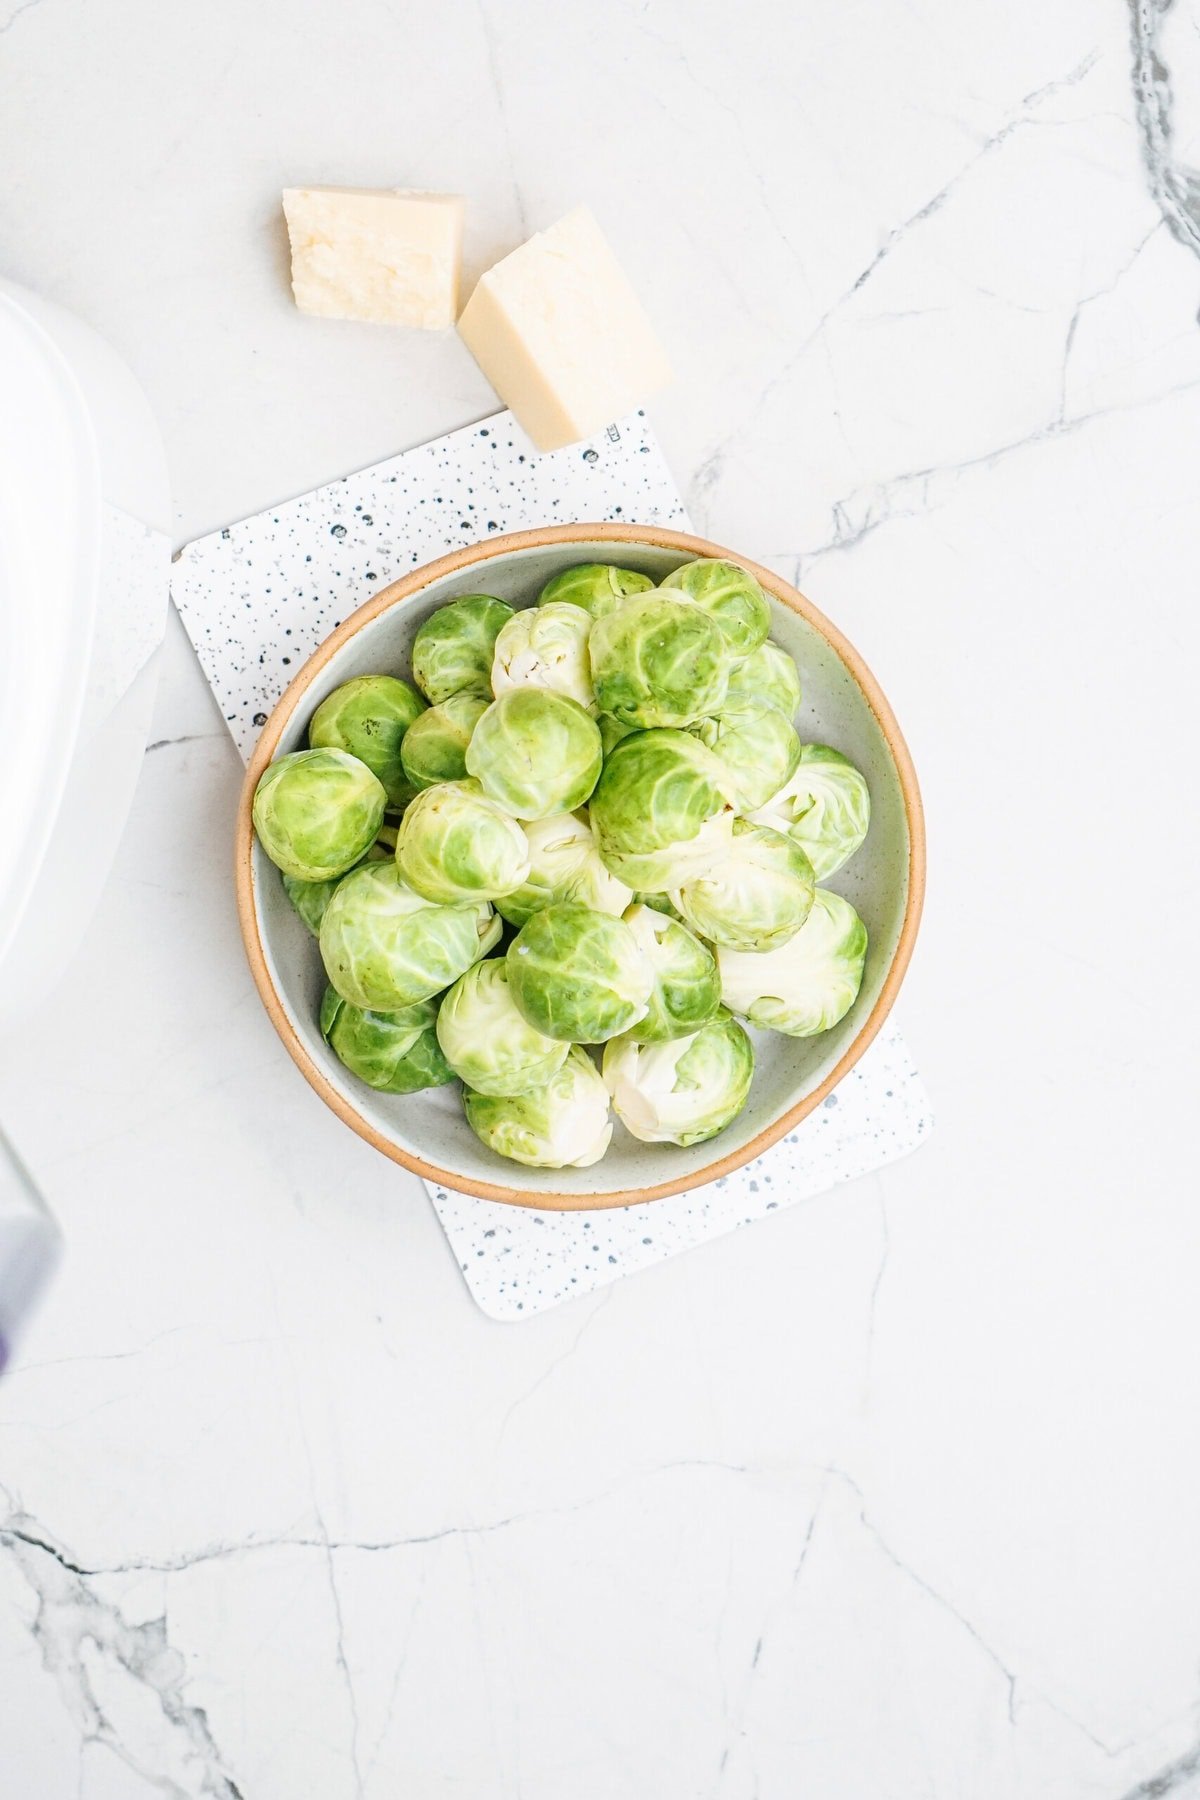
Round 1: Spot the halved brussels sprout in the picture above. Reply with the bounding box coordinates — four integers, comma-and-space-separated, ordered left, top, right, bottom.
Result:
717, 887, 867, 1035
465, 690, 603, 820
506, 902, 652, 1043
589, 728, 734, 890
464, 1045, 612, 1168
436, 958, 571, 1096
495, 812, 631, 929
410, 595, 513, 703
539, 563, 654, 619
399, 691, 488, 791
690, 696, 802, 813
319, 860, 500, 1010
252, 747, 387, 882
622, 903, 721, 1042
588, 592, 731, 728
491, 602, 595, 709
395, 780, 531, 904
602, 1010, 754, 1145
308, 674, 426, 807
319, 988, 454, 1093
659, 558, 771, 658
672, 819, 815, 953
749, 744, 871, 881
727, 639, 802, 720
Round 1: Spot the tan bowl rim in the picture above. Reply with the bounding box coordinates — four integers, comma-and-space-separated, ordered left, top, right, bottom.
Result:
236, 521, 926, 1210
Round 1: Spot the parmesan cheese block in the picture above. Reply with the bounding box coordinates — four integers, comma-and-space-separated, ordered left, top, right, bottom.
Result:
282, 187, 464, 330
456, 208, 672, 452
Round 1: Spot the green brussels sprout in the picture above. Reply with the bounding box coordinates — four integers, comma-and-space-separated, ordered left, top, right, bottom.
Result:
629, 891, 687, 926
465, 690, 603, 820
464, 1045, 612, 1169
495, 811, 631, 929
252, 747, 387, 882
597, 712, 636, 756
491, 602, 595, 710
308, 674, 426, 807
622, 903, 721, 1042
588, 728, 734, 890
282, 833, 391, 935
436, 958, 571, 1096
538, 562, 655, 620
659, 558, 771, 658
727, 639, 802, 720
672, 819, 815, 953
506, 902, 652, 1043
717, 887, 867, 1036
319, 860, 500, 1010
399, 691, 488, 791
749, 744, 871, 880
395, 779, 531, 905
319, 988, 454, 1093
410, 595, 513, 703
689, 696, 802, 813
602, 1009, 754, 1145
588, 592, 731, 729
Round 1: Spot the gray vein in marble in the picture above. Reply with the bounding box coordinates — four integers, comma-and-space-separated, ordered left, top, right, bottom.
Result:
1129, 0, 1200, 257
687, 51, 1101, 523
796, 372, 1200, 574
0, 0, 42, 34
494, 1286, 616, 1448
1, 1510, 243, 1798
1119, 1738, 1200, 1797
1057, 224, 1163, 425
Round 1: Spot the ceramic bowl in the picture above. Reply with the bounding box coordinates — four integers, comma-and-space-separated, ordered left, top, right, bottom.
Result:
236, 524, 924, 1208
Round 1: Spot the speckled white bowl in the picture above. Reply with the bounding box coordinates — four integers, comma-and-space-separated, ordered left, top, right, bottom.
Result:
236, 524, 924, 1208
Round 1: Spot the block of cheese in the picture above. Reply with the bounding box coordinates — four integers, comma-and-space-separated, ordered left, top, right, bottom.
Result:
457, 208, 672, 452
282, 187, 464, 330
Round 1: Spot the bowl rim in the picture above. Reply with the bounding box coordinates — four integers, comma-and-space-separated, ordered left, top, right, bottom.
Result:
235, 521, 926, 1210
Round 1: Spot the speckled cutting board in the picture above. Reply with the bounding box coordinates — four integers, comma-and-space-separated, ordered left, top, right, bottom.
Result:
172, 409, 933, 1319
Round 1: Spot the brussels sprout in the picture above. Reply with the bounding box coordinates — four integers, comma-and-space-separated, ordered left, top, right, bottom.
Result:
308, 675, 426, 807
659, 558, 771, 658
727, 639, 802, 720
588, 592, 731, 729
495, 812, 631, 929
749, 744, 871, 881
538, 562, 654, 620
410, 595, 513, 703
622, 904, 721, 1043
282, 833, 391, 935
690, 697, 802, 813
630, 890, 687, 925
597, 712, 636, 756
464, 1045, 612, 1169
589, 729, 734, 891
252, 747, 387, 882
399, 691, 488, 791
491, 602, 595, 710
602, 1010, 754, 1146
718, 887, 867, 1036
319, 988, 454, 1093
436, 958, 571, 1096
506, 903, 652, 1043
395, 780, 531, 905
320, 860, 500, 1010
465, 690, 603, 820
672, 819, 814, 953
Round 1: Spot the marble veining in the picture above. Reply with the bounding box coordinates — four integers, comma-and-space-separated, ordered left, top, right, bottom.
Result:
1, 0, 1199, 1793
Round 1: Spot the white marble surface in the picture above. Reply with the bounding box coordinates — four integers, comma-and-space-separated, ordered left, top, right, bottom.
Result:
2, 0, 1199, 1794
